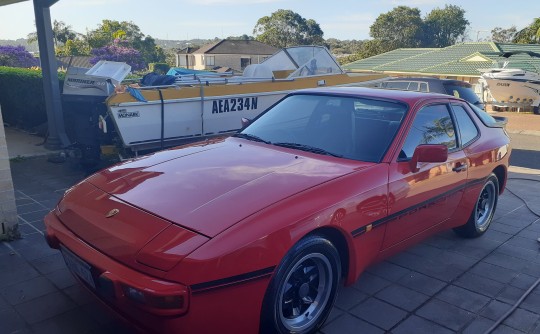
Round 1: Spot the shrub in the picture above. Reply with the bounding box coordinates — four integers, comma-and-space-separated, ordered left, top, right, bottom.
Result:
0, 67, 63, 129
149, 62, 170, 75
0, 46, 39, 68
90, 45, 146, 71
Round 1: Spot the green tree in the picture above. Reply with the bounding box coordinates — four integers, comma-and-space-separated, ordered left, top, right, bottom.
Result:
424, 5, 469, 47
491, 26, 517, 43
56, 38, 91, 56
53, 20, 77, 46
253, 9, 324, 48
26, 20, 77, 47
513, 18, 540, 44
369, 6, 424, 50
86, 20, 165, 63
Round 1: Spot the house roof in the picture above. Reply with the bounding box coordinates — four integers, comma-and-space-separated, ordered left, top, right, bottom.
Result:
193, 39, 278, 55
56, 56, 93, 69
343, 42, 540, 77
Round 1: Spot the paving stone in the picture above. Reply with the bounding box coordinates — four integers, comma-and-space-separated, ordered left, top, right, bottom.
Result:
448, 236, 501, 259
510, 273, 539, 290
16, 202, 48, 214
423, 234, 458, 250
391, 315, 454, 334
321, 313, 384, 334
7, 232, 47, 250
490, 222, 524, 235
389, 251, 474, 283
455, 272, 505, 298
325, 306, 344, 324
17, 243, 58, 262
492, 325, 528, 334
63, 284, 96, 306
350, 297, 407, 330
469, 262, 519, 284
352, 272, 391, 295
17, 222, 42, 236
521, 291, 540, 314
398, 271, 446, 296
335, 286, 368, 310
30, 308, 100, 334
14, 291, 76, 324
404, 243, 443, 260
483, 229, 513, 243
366, 261, 410, 283
19, 209, 49, 224
435, 285, 491, 313
480, 300, 512, 321
505, 235, 538, 252
0, 262, 41, 289
496, 285, 526, 305
483, 252, 530, 271
375, 284, 429, 312
30, 252, 67, 275
462, 316, 496, 334
0, 276, 57, 306
496, 243, 538, 261
416, 299, 475, 331
45, 268, 77, 290
503, 307, 540, 332
0, 307, 29, 334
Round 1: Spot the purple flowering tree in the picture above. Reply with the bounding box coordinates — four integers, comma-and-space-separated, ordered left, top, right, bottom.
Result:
90, 44, 146, 71
0, 45, 39, 68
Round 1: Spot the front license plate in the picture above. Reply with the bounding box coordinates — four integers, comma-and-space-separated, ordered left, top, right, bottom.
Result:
60, 245, 96, 289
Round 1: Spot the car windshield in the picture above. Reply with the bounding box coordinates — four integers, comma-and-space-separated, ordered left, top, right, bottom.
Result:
443, 83, 482, 105
239, 94, 408, 162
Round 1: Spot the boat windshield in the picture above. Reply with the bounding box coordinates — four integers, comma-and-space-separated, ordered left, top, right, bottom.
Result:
261, 46, 344, 78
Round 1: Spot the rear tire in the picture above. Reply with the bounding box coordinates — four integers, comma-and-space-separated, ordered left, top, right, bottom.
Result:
454, 174, 499, 238
260, 235, 341, 334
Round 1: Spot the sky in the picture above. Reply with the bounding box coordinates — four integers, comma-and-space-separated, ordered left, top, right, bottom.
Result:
0, 0, 539, 43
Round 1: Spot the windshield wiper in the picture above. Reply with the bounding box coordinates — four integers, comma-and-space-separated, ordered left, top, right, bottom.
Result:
233, 133, 271, 144
273, 142, 343, 157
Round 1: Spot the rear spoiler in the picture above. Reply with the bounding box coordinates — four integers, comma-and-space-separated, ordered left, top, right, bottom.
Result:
490, 116, 508, 128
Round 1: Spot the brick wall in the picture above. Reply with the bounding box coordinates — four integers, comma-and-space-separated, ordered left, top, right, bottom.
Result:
0, 105, 18, 240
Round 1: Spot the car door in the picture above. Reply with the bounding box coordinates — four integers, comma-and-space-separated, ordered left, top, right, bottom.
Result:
382, 102, 468, 249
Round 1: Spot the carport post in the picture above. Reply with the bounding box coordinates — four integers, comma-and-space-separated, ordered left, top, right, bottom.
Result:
33, 0, 70, 149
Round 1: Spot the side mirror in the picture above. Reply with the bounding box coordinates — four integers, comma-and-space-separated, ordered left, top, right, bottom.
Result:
241, 117, 251, 129
409, 144, 448, 172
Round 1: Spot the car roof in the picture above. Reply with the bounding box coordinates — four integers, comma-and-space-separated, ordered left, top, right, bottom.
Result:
296, 86, 457, 104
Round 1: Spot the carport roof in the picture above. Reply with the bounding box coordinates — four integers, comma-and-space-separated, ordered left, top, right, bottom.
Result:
0, 0, 28, 6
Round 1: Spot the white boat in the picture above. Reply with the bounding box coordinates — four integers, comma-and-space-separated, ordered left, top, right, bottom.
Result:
479, 51, 540, 113
105, 46, 386, 153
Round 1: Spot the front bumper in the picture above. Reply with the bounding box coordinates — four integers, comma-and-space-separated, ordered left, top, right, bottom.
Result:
44, 210, 268, 334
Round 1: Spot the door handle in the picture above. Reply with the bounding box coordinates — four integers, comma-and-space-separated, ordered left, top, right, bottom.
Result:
452, 163, 468, 172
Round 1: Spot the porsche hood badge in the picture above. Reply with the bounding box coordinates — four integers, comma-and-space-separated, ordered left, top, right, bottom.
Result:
106, 209, 120, 218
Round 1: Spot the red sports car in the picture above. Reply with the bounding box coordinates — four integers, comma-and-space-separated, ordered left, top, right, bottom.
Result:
44, 87, 511, 334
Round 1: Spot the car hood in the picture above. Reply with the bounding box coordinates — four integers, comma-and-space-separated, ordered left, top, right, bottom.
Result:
86, 138, 372, 237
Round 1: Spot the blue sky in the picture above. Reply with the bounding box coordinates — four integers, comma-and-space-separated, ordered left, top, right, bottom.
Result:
1, 0, 538, 42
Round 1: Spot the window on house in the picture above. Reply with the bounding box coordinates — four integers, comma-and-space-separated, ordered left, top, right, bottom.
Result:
205, 56, 215, 66
241, 58, 251, 70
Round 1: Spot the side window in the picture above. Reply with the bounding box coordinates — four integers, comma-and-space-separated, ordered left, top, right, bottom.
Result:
407, 82, 419, 91
452, 104, 479, 146
419, 83, 428, 92
400, 104, 457, 159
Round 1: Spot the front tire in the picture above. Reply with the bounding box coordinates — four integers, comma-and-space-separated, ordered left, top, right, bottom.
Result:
454, 173, 499, 238
261, 235, 341, 334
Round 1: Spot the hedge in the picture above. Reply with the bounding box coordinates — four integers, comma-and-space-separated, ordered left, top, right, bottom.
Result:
0, 66, 64, 129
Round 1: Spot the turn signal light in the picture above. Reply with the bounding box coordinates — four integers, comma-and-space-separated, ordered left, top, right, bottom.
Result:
121, 283, 188, 315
